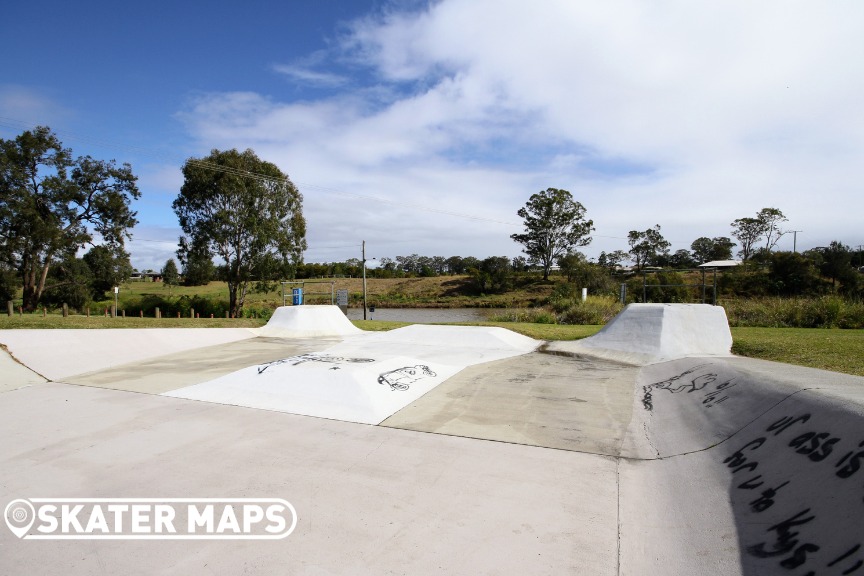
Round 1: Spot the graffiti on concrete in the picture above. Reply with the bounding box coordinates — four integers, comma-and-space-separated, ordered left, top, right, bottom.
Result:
257, 354, 375, 374
378, 365, 436, 392
724, 411, 864, 574
641, 364, 738, 411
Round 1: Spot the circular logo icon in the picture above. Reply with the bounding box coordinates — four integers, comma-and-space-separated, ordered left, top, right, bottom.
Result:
4, 499, 36, 538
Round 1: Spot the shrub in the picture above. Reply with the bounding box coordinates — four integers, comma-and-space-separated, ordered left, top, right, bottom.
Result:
557, 296, 623, 325
721, 296, 864, 329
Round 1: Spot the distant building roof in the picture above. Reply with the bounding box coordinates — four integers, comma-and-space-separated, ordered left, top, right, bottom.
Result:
699, 260, 741, 268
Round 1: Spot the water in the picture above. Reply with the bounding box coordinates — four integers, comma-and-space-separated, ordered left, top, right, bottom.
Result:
345, 307, 487, 323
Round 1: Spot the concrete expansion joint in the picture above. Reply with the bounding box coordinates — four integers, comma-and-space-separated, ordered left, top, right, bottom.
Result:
0, 343, 50, 382
615, 457, 622, 576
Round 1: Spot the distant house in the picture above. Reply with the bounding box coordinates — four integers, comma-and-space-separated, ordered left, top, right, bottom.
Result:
698, 260, 741, 269
130, 270, 163, 282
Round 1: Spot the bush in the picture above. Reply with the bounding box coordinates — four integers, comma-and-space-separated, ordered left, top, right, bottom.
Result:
721, 296, 864, 329
486, 308, 557, 324
557, 296, 623, 325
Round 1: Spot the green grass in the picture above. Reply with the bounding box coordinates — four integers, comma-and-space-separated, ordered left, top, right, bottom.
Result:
0, 314, 265, 329
730, 327, 864, 376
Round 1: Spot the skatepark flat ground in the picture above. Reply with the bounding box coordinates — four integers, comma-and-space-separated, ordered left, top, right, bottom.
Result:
1, 304, 863, 575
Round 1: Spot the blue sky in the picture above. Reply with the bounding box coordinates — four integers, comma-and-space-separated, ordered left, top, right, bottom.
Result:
2, 0, 863, 270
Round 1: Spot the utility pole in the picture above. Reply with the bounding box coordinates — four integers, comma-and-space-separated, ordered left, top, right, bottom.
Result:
790, 230, 803, 253
362, 240, 367, 320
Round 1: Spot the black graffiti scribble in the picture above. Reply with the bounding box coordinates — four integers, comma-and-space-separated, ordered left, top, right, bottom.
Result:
746, 508, 816, 559
257, 354, 375, 374
827, 544, 863, 573
641, 364, 714, 411
377, 365, 436, 391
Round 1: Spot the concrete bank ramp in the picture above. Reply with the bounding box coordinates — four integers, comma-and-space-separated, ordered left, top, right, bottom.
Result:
164, 321, 540, 424
619, 355, 864, 575
547, 303, 733, 364
256, 304, 362, 338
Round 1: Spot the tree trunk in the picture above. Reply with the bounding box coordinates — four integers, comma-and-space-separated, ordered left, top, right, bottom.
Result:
20, 253, 52, 312
228, 280, 238, 318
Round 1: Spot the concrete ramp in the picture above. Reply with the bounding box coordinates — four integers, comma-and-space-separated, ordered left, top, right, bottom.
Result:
618, 356, 864, 575
257, 305, 362, 338
547, 303, 733, 364
164, 325, 539, 424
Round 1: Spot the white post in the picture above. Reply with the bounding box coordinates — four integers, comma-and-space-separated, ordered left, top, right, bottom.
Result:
581, 288, 587, 302
362, 240, 367, 320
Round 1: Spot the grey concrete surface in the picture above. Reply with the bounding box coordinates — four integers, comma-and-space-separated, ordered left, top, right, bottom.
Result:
66, 337, 339, 393
382, 351, 639, 455
0, 328, 257, 380
2, 305, 863, 575
0, 382, 618, 576
0, 345, 47, 391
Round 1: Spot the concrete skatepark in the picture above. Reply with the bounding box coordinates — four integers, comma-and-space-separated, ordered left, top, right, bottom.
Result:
1, 304, 863, 575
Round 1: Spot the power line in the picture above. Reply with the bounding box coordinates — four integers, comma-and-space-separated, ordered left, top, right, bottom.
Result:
0, 115, 681, 246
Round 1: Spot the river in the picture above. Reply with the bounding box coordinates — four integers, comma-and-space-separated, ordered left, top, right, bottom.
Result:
345, 307, 488, 323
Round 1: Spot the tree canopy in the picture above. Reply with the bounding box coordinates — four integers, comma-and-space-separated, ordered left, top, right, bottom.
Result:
690, 236, 736, 264
510, 188, 594, 280
0, 126, 140, 310
173, 148, 307, 317
731, 208, 787, 261
162, 258, 179, 292
627, 225, 670, 269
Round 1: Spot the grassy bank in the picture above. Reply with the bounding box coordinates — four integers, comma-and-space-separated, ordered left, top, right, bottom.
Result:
731, 327, 864, 376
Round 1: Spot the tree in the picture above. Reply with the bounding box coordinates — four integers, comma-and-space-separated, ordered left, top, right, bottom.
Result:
0, 126, 140, 310
598, 250, 629, 270
510, 188, 594, 281
691, 236, 736, 264
557, 252, 586, 282
173, 148, 306, 317
467, 256, 513, 293
0, 264, 17, 303
668, 249, 697, 269
40, 256, 93, 310
628, 225, 670, 270
769, 251, 823, 296
731, 208, 787, 261
730, 217, 765, 262
82, 245, 133, 300
758, 207, 787, 252
180, 244, 215, 286
162, 259, 179, 293
811, 241, 856, 290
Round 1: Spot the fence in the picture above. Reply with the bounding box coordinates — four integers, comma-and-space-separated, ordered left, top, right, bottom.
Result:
628, 268, 719, 305
280, 280, 336, 306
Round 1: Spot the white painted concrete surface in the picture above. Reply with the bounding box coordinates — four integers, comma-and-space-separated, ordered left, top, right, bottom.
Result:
165, 324, 539, 424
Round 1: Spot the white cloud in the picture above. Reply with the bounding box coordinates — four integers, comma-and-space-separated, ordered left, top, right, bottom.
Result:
177, 0, 864, 262
0, 85, 73, 135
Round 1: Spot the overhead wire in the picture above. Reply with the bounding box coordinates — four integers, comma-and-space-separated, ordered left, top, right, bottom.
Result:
0, 115, 652, 245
